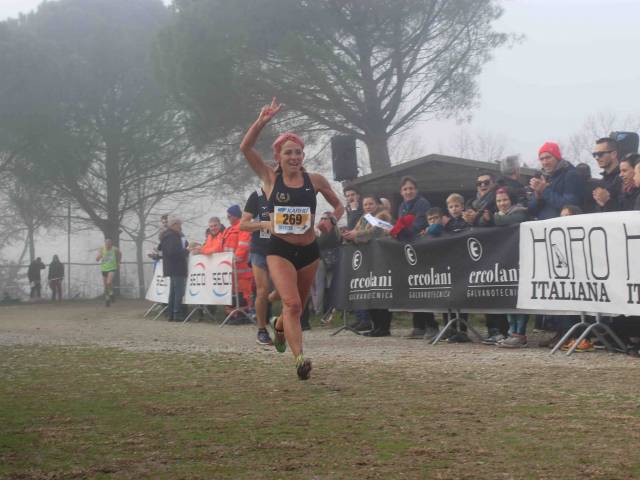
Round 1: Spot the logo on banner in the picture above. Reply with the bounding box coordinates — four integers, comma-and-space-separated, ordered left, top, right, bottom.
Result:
188, 262, 206, 296
404, 244, 417, 266
524, 224, 612, 303
467, 237, 483, 262
155, 274, 168, 296
352, 250, 362, 270
212, 259, 233, 297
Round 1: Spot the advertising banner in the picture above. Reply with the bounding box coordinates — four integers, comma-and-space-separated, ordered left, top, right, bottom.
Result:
517, 212, 640, 315
331, 226, 520, 311
183, 252, 233, 305
145, 260, 170, 303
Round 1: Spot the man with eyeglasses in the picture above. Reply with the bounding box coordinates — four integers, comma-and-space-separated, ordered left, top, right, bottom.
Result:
528, 142, 584, 220
462, 172, 497, 226
591, 137, 622, 212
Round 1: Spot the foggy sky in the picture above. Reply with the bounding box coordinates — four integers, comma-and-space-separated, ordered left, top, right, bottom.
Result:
2, 0, 640, 264
3, 0, 638, 166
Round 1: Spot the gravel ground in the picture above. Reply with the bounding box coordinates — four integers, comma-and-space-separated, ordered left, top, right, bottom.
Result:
1, 299, 637, 374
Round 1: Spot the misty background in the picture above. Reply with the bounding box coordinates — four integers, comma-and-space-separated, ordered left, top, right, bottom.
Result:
0, 0, 638, 299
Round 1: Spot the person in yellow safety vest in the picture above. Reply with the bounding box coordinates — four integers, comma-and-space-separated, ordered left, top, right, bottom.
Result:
222, 205, 253, 308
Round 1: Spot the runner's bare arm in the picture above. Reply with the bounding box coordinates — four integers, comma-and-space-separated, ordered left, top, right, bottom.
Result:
240, 98, 282, 187
311, 173, 344, 221
239, 211, 269, 233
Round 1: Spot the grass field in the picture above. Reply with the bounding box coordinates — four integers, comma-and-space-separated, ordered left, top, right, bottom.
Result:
2, 343, 640, 479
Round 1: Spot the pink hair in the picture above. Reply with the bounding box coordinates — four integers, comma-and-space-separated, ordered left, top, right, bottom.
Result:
272, 132, 305, 157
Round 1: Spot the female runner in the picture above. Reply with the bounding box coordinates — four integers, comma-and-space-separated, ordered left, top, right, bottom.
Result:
240, 98, 344, 380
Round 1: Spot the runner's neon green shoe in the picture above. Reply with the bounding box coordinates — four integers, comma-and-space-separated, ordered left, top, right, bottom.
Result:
296, 354, 312, 381
269, 316, 286, 353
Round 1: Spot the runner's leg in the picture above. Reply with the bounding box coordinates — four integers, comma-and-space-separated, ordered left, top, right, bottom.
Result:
267, 256, 303, 357
252, 263, 270, 329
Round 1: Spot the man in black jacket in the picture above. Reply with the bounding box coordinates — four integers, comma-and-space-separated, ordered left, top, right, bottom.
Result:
592, 137, 622, 212
27, 257, 46, 299
160, 215, 189, 321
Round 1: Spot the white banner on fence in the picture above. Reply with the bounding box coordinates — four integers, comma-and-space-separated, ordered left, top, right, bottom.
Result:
517, 211, 640, 315
183, 252, 233, 305
145, 260, 170, 304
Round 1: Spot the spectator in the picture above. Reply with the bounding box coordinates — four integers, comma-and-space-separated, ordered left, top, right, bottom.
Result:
222, 205, 253, 311
423, 205, 470, 342
312, 212, 342, 320
618, 154, 640, 210
27, 257, 45, 299
537, 205, 584, 348
497, 155, 528, 206
463, 172, 497, 226
575, 162, 597, 213
148, 214, 169, 261
343, 185, 363, 230
48, 255, 64, 301
159, 215, 189, 321
344, 196, 393, 337
592, 137, 622, 212
489, 188, 529, 348
343, 195, 392, 244
240, 189, 274, 345
191, 216, 225, 255
560, 205, 583, 217
392, 176, 430, 242
380, 197, 392, 214
421, 207, 446, 238
445, 193, 470, 233
390, 176, 438, 340
635, 159, 640, 208
528, 142, 584, 219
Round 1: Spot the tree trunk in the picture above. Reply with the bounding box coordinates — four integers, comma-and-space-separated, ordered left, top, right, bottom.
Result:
135, 236, 145, 299
27, 224, 35, 263
364, 133, 392, 172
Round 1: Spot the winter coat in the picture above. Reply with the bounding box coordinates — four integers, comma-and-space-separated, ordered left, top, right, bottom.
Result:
160, 229, 189, 277
528, 160, 584, 219
396, 194, 431, 242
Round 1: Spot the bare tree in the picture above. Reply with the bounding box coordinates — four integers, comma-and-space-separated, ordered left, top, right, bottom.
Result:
566, 111, 640, 171
439, 126, 508, 163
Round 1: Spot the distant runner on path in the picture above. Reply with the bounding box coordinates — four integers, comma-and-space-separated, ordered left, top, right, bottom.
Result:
96, 238, 121, 307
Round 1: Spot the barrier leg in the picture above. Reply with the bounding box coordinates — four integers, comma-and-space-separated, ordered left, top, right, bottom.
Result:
565, 322, 595, 356
331, 310, 360, 336
143, 303, 160, 318
592, 314, 627, 353
183, 307, 200, 324
152, 305, 168, 321
550, 314, 588, 355
431, 310, 457, 345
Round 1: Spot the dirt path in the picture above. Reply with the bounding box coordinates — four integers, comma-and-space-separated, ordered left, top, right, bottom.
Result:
1, 299, 636, 376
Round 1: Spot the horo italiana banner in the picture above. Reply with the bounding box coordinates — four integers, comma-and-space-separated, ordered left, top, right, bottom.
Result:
145, 252, 234, 305
517, 211, 640, 315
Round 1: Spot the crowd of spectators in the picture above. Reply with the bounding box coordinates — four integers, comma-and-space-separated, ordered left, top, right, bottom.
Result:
330, 136, 640, 355
152, 134, 640, 356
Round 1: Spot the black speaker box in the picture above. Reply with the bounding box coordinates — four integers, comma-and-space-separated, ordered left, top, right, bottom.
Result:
610, 131, 639, 158
331, 135, 358, 181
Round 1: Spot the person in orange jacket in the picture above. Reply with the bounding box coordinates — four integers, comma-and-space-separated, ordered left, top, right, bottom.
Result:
222, 205, 253, 308
191, 216, 225, 255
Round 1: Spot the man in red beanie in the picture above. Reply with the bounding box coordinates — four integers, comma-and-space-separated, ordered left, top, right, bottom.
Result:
528, 142, 585, 220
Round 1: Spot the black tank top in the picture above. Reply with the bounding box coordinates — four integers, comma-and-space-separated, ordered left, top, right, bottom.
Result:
268, 172, 317, 214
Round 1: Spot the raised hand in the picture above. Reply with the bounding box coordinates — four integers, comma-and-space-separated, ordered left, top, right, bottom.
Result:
258, 97, 283, 125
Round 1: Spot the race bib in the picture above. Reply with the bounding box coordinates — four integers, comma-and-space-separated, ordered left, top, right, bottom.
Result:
273, 206, 312, 235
